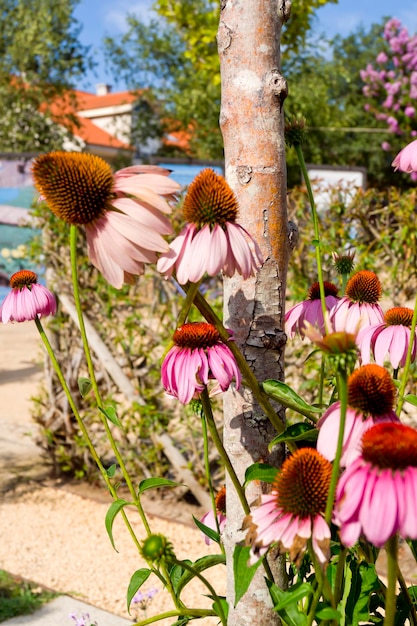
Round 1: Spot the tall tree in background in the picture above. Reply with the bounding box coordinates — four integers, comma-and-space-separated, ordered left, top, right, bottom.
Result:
0, 0, 92, 153
104, 0, 335, 160
218, 0, 290, 622
283, 20, 407, 187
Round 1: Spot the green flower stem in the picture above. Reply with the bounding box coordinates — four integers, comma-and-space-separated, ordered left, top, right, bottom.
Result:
396, 289, 417, 415
189, 288, 295, 450
177, 280, 202, 326
306, 543, 328, 626
384, 534, 398, 626
34, 316, 143, 554
200, 389, 250, 516
293, 142, 328, 329
325, 370, 348, 525
319, 354, 325, 409
132, 608, 217, 626
341, 273, 348, 295
333, 547, 347, 608
200, 408, 225, 555
169, 557, 227, 626
69, 225, 151, 536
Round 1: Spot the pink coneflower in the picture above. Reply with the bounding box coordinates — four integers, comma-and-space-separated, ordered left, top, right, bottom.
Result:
392, 138, 417, 172
285, 281, 339, 339
317, 364, 399, 466
200, 486, 226, 545
358, 306, 416, 369
0, 270, 56, 323
330, 270, 384, 333
157, 169, 263, 284
161, 322, 241, 404
32, 153, 180, 289
335, 422, 417, 547
243, 448, 332, 566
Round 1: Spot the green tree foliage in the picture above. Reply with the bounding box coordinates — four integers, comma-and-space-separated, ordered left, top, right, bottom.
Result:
0, 0, 92, 152
284, 21, 398, 187
105, 0, 336, 160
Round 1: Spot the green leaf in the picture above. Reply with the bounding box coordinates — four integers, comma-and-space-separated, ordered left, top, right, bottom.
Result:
105, 499, 131, 551
169, 563, 186, 595
99, 405, 121, 427
344, 560, 381, 624
274, 582, 312, 610
269, 423, 318, 451
78, 377, 92, 397
244, 463, 278, 487
266, 581, 308, 626
212, 596, 228, 621
138, 477, 180, 494
403, 393, 417, 407
262, 380, 321, 418
126, 568, 152, 611
106, 464, 117, 477
233, 544, 263, 607
315, 606, 342, 620
176, 554, 226, 596
192, 515, 220, 545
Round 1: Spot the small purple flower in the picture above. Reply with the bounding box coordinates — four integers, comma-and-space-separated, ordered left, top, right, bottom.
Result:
376, 51, 388, 64
131, 587, 159, 608
69, 612, 97, 626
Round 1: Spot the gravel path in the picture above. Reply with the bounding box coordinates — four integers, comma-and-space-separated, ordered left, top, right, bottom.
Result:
0, 322, 225, 624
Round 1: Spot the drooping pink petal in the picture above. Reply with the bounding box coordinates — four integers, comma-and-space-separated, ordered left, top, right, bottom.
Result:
157, 225, 193, 278
86, 222, 125, 289
111, 197, 173, 234
387, 325, 408, 369
116, 164, 174, 178
205, 225, 228, 276
174, 225, 199, 285
114, 171, 181, 195
106, 211, 169, 253
113, 177, 177, 213
187, 225, 217, 283
226, 223, 258, 278
362, 469, 398, 546
392, 139, 417, 172
401, 467, 417, 539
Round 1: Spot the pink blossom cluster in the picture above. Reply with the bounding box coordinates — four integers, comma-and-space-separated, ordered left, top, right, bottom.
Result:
360, 18, 417, 155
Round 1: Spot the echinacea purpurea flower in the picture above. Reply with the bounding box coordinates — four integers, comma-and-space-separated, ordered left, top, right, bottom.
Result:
32, 152, 180, 289
335, 422, 417, 547
0, 270, 56, 323
157, 168, 263, 284
243, 448, 332, 566
161, 322, 241, 404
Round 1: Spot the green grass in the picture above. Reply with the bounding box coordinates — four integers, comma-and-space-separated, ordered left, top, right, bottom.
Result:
0, 570, 57, 622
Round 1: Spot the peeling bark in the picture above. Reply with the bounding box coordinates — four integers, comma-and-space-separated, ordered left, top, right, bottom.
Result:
218, 1, 291, 623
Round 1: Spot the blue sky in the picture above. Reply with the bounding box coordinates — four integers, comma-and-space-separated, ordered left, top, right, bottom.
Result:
74, 0, 417, 92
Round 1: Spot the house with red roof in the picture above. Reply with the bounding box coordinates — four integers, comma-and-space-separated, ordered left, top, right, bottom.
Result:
49, 83, 189, 164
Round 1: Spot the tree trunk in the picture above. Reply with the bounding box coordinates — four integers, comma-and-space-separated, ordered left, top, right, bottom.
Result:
217, 1, 291, 623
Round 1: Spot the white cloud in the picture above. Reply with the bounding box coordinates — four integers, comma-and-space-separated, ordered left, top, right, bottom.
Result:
104, 0, 155, 32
